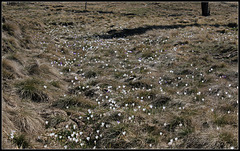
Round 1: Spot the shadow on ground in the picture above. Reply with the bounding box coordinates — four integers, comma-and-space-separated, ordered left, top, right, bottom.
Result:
96, 23, 237, 39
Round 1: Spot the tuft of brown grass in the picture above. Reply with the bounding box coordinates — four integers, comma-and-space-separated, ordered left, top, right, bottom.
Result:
2, 58, 19, 79
52, 95, 97, 110
6, 53, 23, 65
212, 112, 237, 127
98, 122, 130, 148
121, 96, 141, 106
2, 36, 20, 53
2, 1, 238, 149
49, 80, 61, 88
219, 131, 238, 147
15, 78, 49, 102
11, 133, 31, 149
2, 21, 21, 38
26, 62, 41, 75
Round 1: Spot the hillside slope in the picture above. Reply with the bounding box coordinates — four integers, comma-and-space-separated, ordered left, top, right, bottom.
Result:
2, 2, 238, 149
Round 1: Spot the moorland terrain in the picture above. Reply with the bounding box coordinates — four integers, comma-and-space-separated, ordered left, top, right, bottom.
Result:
1, 1, 238, 149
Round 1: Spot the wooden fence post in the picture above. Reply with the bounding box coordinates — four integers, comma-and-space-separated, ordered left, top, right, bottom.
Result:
85, 2, 87, 10
201, 2, 210, 16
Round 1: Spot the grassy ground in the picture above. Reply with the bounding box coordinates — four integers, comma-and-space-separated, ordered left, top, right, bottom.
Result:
1, 2, 238, 149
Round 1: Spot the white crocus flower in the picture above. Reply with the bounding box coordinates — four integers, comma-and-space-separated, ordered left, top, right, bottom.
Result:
86, 137, 90, 141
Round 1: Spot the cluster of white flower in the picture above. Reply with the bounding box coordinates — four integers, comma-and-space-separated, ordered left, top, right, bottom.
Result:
36, 12, 239, 149
9, 130, 16, 139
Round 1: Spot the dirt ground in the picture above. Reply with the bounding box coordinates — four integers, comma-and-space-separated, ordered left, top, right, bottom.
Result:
1, 2, 238, 149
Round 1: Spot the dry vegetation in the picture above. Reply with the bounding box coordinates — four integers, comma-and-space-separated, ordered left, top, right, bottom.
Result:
1, 1, 238, 149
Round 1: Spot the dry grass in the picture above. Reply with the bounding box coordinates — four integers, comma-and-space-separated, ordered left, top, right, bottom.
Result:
2, 35, 20, 53
2, 1, 238, 149
2, 58, 24, 80
15, 78, 49, 102
2, 21, 21, 38
52, 95, 97, 110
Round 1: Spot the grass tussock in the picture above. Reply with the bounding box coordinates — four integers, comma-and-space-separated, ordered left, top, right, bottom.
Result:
85, 70, 97, 79
2, 58, 14, 70
26, 62, 40, 75
45, 115, 67, 129
50, 80, 61, 88
11, 133, 30, 149
99, 123, 130, 148
2, 1, 238, 149
121, 96, 140, 106
129, 79, 153, 89
150, 95, 171, 107
2, 68, 15, 80
2, 21, 21, 38
212, 112, 237, 127
61, 66, 75, 73
15, 78, 48, 102
142, 50, 154, 59
2, 58, 18, 79
10, 104, 45, 134
6, 53, 23, 65
52, 95, 97, 110
2, 36, 20, 53
219, 131, 237, 147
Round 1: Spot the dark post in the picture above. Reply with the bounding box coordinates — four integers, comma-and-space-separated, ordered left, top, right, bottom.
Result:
85, 2, 87, 10
201, 2, 210, 16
